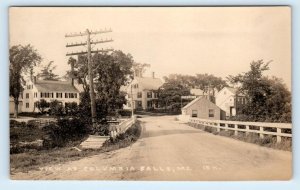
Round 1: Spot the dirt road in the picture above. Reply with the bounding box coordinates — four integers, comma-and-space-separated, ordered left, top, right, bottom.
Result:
11, 115, 292, 180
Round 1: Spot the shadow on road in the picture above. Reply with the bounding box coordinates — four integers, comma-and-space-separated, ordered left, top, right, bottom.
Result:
141, 129, 204, 139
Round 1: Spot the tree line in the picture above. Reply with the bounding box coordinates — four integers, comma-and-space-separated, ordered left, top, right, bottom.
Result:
9, 44, 291, 123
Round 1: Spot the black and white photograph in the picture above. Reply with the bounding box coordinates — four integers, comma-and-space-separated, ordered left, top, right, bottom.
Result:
9, 7, 292, 180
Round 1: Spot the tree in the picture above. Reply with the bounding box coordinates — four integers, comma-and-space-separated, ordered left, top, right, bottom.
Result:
164, 73, 228, 92
36, 99, 50, 114
93, 51, 134, 118
9, 44, 42, 118
37, 61, 60, 81
158, 80, 190, 112
75, 50, 134, 120
228, 60, 291, 122
132, 62, 150, 77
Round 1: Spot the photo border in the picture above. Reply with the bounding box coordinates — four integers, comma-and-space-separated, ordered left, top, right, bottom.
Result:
1, 1, 299, 190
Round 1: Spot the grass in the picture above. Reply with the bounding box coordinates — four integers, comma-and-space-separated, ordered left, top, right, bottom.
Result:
189, 123, 292, 151
10, 121, 142, 174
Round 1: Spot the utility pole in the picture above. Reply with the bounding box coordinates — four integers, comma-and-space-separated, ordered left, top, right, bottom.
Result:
65, 28, 113, 127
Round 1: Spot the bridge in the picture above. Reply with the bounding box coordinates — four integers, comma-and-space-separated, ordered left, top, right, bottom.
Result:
11, 115, 292, 180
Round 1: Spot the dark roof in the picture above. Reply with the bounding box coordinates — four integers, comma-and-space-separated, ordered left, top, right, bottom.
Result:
34, 80, 79, 93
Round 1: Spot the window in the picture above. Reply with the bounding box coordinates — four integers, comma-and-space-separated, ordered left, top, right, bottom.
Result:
26, 103, 29, 108
137, 92, 142, 98
133, 84, 138, 89
209, 109, 214, 117
65, 93, 68, 98
56, 93, 62, 98
33, 92, 37, 98
137, 101, 142, 108
192, 110, 198, 117
74, 93, 77, 98
127, 102, 131, 107
26, 93, 29, 99
147, 101, 153, 108
147, 92, 152, 98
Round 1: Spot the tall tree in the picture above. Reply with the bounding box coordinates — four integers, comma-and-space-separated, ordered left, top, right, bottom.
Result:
228, 60, 291, 122
9, 44, 42, 118
132, 62, 150, 77
158, 79, 190, 112
75, 50, 134, 119
93, 51, 134, 117
37, 61, 60, 81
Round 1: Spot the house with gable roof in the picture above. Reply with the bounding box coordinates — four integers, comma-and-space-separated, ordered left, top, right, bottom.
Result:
123, 72, 163, 110
180, 96, 226, 121
21, 76, 80, 112
215, 87, 246, 117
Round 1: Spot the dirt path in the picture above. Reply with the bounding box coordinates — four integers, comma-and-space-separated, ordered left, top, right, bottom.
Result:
11, 115, 292, 180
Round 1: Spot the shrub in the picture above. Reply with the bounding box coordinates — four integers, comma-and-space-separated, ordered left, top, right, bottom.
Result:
89, 122, 109, 136
117, 109, 132, 117
42, 117, 90, 148
49, 100, 64, 116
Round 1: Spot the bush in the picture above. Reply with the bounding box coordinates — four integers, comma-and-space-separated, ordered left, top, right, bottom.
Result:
117, 109, 132, 117
42, 117, 90, 148
89, 122, 109, 136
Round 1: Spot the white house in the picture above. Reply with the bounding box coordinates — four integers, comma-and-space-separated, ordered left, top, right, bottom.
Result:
21, 77, 80, 112
179, 96, 226, 122
124, 72, 163, 110
215, 87, 246, 118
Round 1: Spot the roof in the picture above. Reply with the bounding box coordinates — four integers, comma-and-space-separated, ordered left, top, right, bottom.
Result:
182, 97, 202, 110
218, 87, 244, 96
34, 80, 79, 93
135, 77, 163, 90
226, 87, 237, 94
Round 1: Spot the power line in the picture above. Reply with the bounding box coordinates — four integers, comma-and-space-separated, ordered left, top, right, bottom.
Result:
65, 28, 113, 127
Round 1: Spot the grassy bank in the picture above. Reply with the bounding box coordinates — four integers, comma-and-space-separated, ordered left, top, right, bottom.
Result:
189, 122, 292, 151
10, 121, 142, 174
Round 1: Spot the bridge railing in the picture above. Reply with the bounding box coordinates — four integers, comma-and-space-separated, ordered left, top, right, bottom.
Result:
109, 116, 137, 138
189, 117, 292, 143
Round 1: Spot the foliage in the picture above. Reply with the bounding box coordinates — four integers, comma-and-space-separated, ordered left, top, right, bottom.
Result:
164, 73, 228, 92
49, 100, 64, 116
157, 79, 190, 112
227, 60, 291, 122
132, 62, 150, 77
9, 44, 42, 117
37, 61, 60, 81
76, 50, 134, 119
42, 118, 90, 148
65, 102, 78, 115
35, 99, 50, 113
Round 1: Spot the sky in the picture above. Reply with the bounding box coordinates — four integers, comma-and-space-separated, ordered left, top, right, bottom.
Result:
9, 7, 291, 89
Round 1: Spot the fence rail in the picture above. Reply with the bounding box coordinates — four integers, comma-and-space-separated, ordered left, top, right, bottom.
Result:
109, 116, 137, 138
189, 117, 292, 143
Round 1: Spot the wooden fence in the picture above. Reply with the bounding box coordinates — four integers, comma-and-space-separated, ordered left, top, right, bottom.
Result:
109, 116, 137, 138
189, 117, 292, 143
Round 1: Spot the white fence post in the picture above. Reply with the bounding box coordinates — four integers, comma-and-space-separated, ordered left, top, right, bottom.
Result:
245, 125, 249, 136
234, 124, 238, 136
277, 128, 282, 143
259, 126, 264, 139
225, 123, 228, 132
217, 123, 220, 132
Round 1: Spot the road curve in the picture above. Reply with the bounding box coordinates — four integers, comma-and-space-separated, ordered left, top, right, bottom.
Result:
11, 115, 292, 180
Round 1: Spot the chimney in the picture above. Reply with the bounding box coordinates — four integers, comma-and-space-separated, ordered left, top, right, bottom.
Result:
152, 72, 155, 79
33, 76, 37, 84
